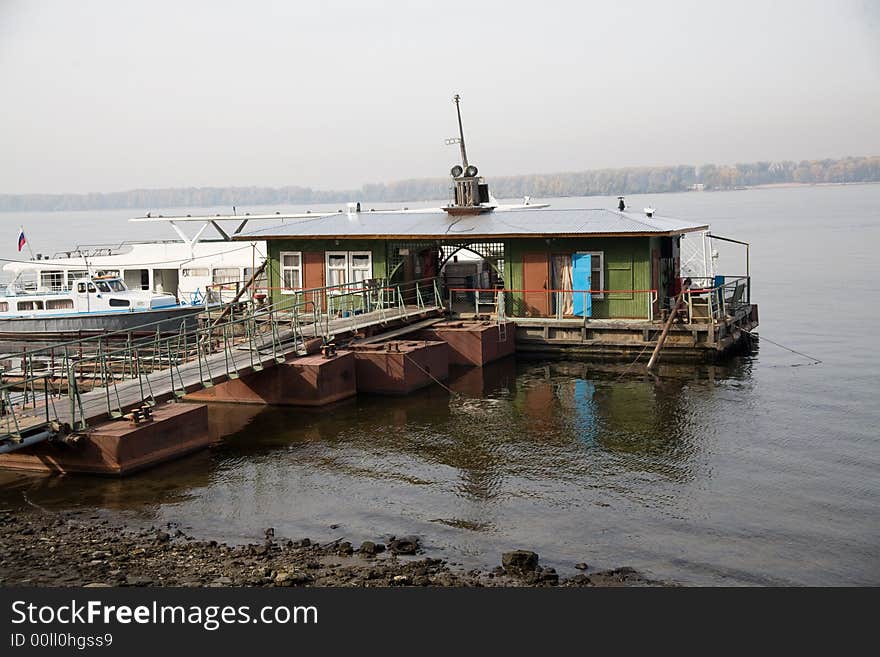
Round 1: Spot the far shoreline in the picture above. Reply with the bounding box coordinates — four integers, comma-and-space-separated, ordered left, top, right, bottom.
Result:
0, 180, 878, 215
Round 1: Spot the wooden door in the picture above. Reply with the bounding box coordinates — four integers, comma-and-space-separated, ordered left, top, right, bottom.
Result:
571, 253, 592, 318
523, 252, 550, 317
303, 251, 326, 311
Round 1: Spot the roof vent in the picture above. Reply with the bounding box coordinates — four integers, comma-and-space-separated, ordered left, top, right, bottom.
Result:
644, 207, 655, 218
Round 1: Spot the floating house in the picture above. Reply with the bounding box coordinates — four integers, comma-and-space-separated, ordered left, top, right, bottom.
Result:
230, 98, 757, 361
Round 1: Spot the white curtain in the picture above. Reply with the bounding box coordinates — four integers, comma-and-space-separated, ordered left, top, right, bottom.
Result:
552, 255, 573, 316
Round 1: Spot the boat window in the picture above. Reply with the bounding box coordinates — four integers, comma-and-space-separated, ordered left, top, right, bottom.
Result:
212, 268, 240, 284
107, 279, 125, 292
77, 282, 87, 293
0, 302, 7, 312
244, 266, 268, 290
96, 281, 111, 293
17, 300, 44, 311
46, 299, 74, 310
280, 252, 302, 294
88, 283, 97, 293
109, 298, 130, 307
67, 271, 88, 288
40, 271, 64, 291
182, 268, 210, 277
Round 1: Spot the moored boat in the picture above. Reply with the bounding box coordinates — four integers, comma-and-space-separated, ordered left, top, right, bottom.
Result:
0, 274, 202, 341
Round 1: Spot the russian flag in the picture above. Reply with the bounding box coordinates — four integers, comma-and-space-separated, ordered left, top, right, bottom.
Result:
17, 229, 26, 252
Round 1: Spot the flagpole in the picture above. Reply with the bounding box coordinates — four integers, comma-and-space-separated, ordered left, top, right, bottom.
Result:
19, 226, 35, 260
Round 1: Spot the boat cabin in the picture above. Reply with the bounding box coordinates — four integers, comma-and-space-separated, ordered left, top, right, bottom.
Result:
0, 274, 179, 317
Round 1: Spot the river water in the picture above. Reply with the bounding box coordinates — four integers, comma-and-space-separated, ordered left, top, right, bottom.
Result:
0, 184, 878, 585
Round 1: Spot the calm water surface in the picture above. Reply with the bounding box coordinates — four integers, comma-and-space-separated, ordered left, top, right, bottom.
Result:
0, 185, 878, 585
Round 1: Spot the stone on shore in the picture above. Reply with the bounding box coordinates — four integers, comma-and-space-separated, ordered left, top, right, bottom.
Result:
501, 550, 539, 577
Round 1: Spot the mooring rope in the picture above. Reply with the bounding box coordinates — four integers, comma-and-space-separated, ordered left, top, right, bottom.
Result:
402, 352, 457, 395
742, 328, 822, 365
615, 330, 659, 381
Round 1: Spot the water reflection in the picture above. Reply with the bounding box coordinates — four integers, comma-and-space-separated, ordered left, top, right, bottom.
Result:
0, 353, 759, 566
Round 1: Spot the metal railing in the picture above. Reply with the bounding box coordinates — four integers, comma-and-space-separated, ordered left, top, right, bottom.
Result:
448, 287, 659, 321
0, 276, 443, 447
683, 276, 751, 323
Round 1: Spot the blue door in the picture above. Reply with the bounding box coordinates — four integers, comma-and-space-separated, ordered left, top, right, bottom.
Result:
572, 253, 592, 317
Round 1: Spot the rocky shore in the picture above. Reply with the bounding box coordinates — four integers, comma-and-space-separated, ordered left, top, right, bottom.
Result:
0, 507, 663, 587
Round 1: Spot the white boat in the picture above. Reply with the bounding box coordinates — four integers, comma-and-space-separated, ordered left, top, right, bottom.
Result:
0, 273, 201, 339
3, 217, 271, 307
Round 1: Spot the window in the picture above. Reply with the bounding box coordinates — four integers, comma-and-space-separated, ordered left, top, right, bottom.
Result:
46, 299, 74, 310
280, 252, 302, 293
325, 251, 372, 288
109, 298, 130, 307
95, 279, 125, 293
17, 300, 44, 311
182, 268, 209, 277
325, 252, 348, 287
212, 268, 240, 284
350, 252, 372, 283
244, 266, 268, 291
67, 270, 88, 289
40, 271, 64, 291
0, 302, 8, 311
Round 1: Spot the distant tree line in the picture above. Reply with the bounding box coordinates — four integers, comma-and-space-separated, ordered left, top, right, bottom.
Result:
2, 155, 878, 213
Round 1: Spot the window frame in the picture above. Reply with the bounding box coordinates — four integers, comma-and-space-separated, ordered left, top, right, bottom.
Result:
348, 251, 373, 284
325, 251, 348, 289
325, 250, 373, 290
279, 251, 303, 294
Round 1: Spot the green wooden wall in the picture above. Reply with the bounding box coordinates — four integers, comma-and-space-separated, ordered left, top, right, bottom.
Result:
266, 239, 387, 302
505, 237, 653, 319
266, 236, 652, 319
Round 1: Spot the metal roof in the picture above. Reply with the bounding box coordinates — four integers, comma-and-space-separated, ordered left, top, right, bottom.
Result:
232, 207, 708, 240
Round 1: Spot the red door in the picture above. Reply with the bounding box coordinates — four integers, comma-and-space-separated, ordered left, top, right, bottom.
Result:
303, 251, 326, 311
523, 252, 550, 317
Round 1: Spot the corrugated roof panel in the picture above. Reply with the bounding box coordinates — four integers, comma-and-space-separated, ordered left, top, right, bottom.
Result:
235, 207, 708, 239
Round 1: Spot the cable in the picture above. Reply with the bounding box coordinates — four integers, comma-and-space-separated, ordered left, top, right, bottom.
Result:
402, 352, 457, 395
742, 328, 822, 364
615, 329, 658, 381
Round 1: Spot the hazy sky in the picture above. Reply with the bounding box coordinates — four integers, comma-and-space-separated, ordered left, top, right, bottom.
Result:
2, 0, 878, 194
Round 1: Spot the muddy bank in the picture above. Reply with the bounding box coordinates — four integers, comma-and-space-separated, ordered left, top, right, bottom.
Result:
0, 507, 664, 587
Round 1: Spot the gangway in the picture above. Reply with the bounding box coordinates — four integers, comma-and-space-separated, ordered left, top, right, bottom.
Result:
0, 277, 443, 453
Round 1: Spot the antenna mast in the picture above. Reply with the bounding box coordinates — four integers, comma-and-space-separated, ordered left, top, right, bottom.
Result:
453, 94, 469, 168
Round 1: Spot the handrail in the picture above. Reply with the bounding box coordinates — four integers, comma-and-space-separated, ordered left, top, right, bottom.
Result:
449, 287, 658, 294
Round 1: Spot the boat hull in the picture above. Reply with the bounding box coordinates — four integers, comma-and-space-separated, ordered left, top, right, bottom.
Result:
0, 305, 202, 343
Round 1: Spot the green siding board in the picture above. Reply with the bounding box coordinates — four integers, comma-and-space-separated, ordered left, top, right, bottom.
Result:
267, 239, 387, 304
505, 237, 652, 318
266, 236, 652, 318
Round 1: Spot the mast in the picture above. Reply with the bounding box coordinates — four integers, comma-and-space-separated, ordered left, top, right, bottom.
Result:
453, 94, 469, 168
444, 94, 493, 215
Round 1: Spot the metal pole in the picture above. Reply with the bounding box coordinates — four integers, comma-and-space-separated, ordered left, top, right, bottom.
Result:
647, 289, 687, 371
453, 94, 469, 168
